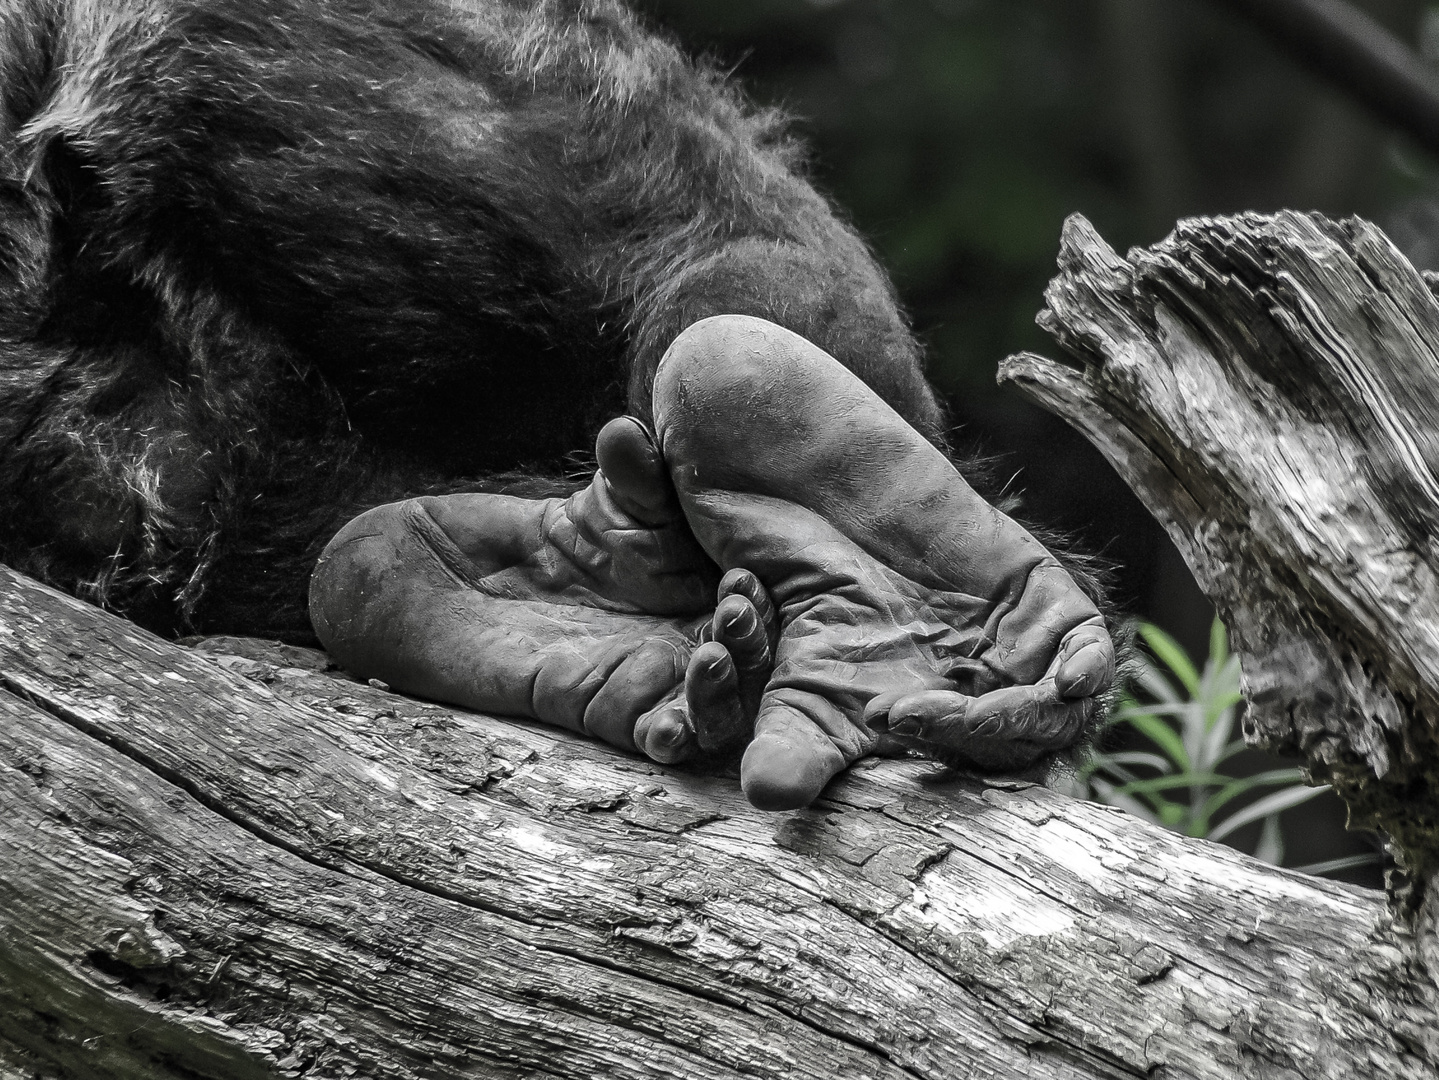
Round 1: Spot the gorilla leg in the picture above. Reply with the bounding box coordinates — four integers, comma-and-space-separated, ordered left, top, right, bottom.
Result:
312, 315, 1115, 805
310, 417, 775, 764
652, 317, 1115, 809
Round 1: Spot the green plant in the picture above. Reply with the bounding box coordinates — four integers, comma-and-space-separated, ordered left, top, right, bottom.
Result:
1081, 618, 1368, 873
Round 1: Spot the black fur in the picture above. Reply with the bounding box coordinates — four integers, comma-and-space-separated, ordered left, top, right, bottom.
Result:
0, 0, 945, 641
0, 0, 1025, 646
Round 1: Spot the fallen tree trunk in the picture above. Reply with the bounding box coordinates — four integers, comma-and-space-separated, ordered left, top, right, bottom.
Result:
1, 563, 1435, 1079
1001, 211, 1439, 962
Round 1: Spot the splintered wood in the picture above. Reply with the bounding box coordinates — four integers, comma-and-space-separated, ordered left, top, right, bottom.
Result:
1002, 212, 1439, 919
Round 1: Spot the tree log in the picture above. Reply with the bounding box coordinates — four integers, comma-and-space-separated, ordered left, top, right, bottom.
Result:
1000, 210, 1439, 949
1, 564, 1435, 1078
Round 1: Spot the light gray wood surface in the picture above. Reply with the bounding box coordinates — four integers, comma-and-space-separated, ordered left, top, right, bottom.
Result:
2, 565, 1432, 1079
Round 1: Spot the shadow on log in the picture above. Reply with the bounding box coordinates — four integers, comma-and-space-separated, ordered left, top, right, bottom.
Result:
1, 563, 1436, 1078
1002, 211, 1439, 956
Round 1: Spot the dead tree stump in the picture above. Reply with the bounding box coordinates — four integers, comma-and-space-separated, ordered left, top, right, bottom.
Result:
1002, 210, 1439, 950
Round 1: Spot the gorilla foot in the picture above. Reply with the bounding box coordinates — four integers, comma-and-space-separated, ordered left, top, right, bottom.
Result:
653, 315, 1115, 810
309, 417, 772, 762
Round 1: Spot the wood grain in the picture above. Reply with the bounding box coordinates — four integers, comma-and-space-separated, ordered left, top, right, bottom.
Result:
2, 565, 1432, 1078
1001, 210, 1439, 941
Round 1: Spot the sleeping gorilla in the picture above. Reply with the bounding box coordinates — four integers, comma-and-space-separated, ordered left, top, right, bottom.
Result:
0, 0, 1115, 809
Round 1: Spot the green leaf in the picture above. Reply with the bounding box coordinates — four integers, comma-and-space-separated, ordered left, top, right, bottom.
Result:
1138, 622, 1201, 697
1196, 770, 1309, 823
1116, 702, 1202, 720
1196, 653, 1244, 772
1083, 759, 1144, 785
1198, 704, 1238, 774
1157, 801, 1187, 829
1122, 712, 1190, 771
1292, 853, 1383, 877
1096, 751, 1171, 773
1132, 663, 1181, 705
1216, 653, 1243, 697
1213, 739, 1252, 768
1105, 693, 1139, 719
1101, 699, 1138, 727
1112, 773, 1232, 797
1089, 616, 1327, 854
1209, 616, 1229, 669
1252, 814, 1284, 864
1208, 785, 1328, 842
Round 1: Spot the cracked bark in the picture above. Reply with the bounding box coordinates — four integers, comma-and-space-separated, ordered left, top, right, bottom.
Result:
1, 565, 1436, 1079
1001, 209, 1439, 995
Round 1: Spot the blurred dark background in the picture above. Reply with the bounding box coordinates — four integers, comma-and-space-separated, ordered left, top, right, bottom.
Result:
636, 0, 1439, 885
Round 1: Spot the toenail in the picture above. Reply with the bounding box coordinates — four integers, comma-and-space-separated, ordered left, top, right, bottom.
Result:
720, 607, 755, 633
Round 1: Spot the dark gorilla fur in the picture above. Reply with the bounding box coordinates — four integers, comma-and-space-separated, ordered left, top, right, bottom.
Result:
0, 0, 1105, 648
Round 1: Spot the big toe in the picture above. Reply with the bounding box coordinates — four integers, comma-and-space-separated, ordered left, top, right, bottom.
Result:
595, 416, 677, 525
652, 316, 889, 499
739, 708, 848, 811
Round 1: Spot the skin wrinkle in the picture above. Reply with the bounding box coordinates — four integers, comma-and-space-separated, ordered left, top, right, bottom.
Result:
539, 497, 613, 598
401, 499, 489, 591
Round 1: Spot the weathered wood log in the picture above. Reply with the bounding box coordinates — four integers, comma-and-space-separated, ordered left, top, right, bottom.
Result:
1000, 211, 1439, 949
2, 565, 1436, 1078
